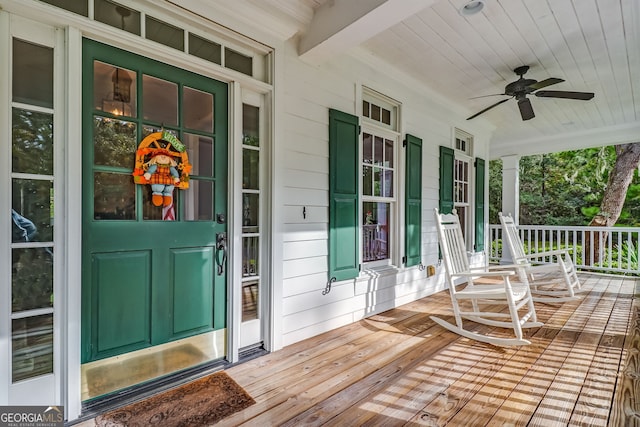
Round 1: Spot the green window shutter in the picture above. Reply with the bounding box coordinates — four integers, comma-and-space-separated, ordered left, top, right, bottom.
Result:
405, 134, 422, 267
474, 157, 486, 251
328, 109, 359, 281
474, 157, 485, 252
439, 146, 454, 214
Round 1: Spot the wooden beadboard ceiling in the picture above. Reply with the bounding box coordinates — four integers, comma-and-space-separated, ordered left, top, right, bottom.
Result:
184, 0, 639, 157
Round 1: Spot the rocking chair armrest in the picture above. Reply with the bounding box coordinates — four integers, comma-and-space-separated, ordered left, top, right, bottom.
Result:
454, 270, 515, 279
482, 263, 531, 271
523, 249, 569, 259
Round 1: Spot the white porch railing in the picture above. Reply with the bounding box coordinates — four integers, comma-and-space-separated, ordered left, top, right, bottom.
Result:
489, 224, 640, 276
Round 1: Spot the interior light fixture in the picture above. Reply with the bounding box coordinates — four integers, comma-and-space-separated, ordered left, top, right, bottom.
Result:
459, 0, 485, 16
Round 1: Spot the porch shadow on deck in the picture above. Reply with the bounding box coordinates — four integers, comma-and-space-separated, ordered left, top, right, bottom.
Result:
77, 273, 640, 426
219, 273, 639, 426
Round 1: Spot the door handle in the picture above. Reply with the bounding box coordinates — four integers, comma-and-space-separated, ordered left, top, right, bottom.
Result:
216, 232, 227, 276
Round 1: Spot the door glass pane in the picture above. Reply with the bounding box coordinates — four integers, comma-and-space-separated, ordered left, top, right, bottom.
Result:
12, 179, 54, 242
183, 87, 213, 132
12, 314, 54, 382
94, 117, 137, 169
12, 108, 53, 175
13, 39, 53, 108
242, 281, 258, 321
242, 193, 259, 233
94, 172, 136, 220
143, 75, 177, 125
242, 104, 259, 147
12, 248, 54, 312
184, 133, 213, 177
94, 61, 137, 117
362, 202, 390, 262
242, 149, 259, 190
142, 185, 180, 221
242, 237, 259, 277
182, 179, 213, 221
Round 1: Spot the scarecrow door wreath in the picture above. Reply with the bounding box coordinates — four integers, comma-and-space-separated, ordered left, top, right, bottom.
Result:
133, 131, 192, 207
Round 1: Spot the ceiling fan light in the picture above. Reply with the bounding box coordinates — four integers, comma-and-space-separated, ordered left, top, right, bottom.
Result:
459, 0, 485, 16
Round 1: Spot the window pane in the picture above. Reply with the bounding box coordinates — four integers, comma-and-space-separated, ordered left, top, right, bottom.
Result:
225, 48, 252, 76
189, 33, 221, 65
362, 166, 372, 196
145, 16, 184, 51
362, 101, 370, 118
184, 134, 213, 176
13, 39, 53, 108
242, 193, 259, 233
12, 179, 53, 242
373, 167, 382, 197
184, 87, 213, 132
12, 314, 54, 382
382, 108, 391, 125
93, 117, 137, 169
243, 149, 259, 190
143, 75, 178, 126
12, 248, 53, 312
371, 104, 381, 122
183, 179, 213, 221
94, 0, 140, 35
362, 202, 390, 262
383, 170, 394, 197
12, 108, 53, 175
242, 104, 259, 147
242, 237, 259, 277
94, 172, 135, 220
94, 61, 137, 117
363, 133, 373, 164
374, 136, 384, 166
384, 139, 394, 168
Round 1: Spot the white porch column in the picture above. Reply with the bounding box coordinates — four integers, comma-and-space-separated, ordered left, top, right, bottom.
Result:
501, 155, 520, 264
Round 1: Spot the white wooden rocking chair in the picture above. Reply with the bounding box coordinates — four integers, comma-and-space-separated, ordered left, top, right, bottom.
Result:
499, 212, 582, 303
432, 209, 542, 346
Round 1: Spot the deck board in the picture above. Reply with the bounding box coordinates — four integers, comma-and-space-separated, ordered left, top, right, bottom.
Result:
75, 273, 640, 427
215, 273, 640, 426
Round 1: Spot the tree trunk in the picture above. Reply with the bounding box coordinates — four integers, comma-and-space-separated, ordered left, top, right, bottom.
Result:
584, 143, 640, 264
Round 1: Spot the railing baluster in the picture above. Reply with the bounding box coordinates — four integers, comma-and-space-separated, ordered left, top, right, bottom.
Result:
488, 223, 639, 275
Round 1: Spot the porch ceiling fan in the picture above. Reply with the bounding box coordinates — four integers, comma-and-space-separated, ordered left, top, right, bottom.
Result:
466, 65, 594, 121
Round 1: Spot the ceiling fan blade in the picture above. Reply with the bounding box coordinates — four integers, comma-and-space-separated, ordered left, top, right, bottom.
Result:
518, 97, 534, 120
534, 90, 594, 100
466, 98, 510, 120
528, 77, 564, 90
469, 93, 507, 100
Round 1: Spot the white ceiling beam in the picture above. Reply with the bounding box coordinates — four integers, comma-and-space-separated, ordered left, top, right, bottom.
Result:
298, 0, 435, 64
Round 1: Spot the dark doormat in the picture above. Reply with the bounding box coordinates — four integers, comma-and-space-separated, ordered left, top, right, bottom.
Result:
94, 371, 255, 426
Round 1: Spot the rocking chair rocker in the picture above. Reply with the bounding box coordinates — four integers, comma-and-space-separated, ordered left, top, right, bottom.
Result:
432, 209, 542, 346
499, 212, 582, 303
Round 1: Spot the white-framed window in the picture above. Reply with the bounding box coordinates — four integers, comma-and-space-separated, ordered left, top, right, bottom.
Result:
361, 88, 400, 266
454, 128, 473, 244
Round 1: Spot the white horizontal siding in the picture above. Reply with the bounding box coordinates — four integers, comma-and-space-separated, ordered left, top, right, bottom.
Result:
275, 37, 491, 348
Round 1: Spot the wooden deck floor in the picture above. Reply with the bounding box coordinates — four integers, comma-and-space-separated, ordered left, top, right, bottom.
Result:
219, 273, 640, 426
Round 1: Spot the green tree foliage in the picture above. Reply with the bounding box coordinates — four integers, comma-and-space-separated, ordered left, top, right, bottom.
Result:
489, 146, 640, 226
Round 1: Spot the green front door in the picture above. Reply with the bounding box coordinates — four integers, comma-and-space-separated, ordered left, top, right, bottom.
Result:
81, 39, 228, 363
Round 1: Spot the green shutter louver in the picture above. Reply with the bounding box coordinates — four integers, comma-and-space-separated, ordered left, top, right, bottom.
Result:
439, 146, 454, 215
475, 157, 486, 252
405, 134, 422, 267
328, 109, 359, 282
